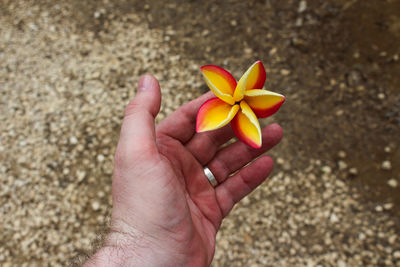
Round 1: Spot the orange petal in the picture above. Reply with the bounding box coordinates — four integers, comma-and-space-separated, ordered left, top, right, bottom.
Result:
201, 65, 236, 105
233, 61, 266, 102
244, 89, 285, 118
196, 98, 239, 132
231, 101, 262, 148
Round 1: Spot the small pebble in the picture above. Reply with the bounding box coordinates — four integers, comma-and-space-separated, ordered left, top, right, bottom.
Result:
388, 235, 397, 245
381, 161, 392, 170
366, 229, 374, 236
202, 29, 209, 36
329, 213, 339, 223
336, 110, 344, 116
357, 85, 365, 91
280, 69, 291, 76
375, 205, 383, 212
337, 260, 346, 267
97, 154, 105, 162
91, 201, 100, 211
69, 136, 78, 145
338, 151, 346, 158
277, 157, 285, 165
387, 179, 398, 188
244, 47, 253, 54
94, 11, 101, 18
338, 160, 347, 170
269, 47, 277, 55
383, 203, 393, 210
358, 232, 366, 240
349, 167, 358, 176
298, 1, 307, 13
76, 170, 86, 182
322, 166, 332, 174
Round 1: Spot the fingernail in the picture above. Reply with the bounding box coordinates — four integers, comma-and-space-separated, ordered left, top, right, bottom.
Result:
138, 75, 152, 92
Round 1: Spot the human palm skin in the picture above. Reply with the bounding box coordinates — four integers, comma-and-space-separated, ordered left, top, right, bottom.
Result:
86, 75, 283, 266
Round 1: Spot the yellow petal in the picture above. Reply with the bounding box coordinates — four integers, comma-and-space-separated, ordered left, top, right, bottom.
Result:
233, 61, 266, 102
231, 101, 262, 148
201, 65, 236, 105
244, 89, 285, 118
196, 98, 239, 132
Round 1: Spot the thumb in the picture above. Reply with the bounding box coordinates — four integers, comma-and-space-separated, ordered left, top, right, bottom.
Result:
119, 75, 161, 156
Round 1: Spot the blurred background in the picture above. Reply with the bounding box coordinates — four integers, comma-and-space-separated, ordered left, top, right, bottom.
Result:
1, 0, 399, 266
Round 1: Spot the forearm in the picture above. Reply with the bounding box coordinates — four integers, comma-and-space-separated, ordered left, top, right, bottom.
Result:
84, 242, 195, 267
84, 231, 209, 267
83, 224, 195, 267
84, 245, 151, 267
83, 222, 158, 267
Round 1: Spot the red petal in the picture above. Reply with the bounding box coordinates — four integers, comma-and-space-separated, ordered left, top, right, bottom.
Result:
245, 60, 266, 90
231, 101, 262, 148
244, 90, 285, 118
233, 61, 267, 102
201, 65, 237, 105
196, 98, 239, 132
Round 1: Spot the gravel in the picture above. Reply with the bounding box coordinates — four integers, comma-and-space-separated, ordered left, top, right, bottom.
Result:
1, 1, 399, 266
214, 160, 400, 266
1, 2, 202, 265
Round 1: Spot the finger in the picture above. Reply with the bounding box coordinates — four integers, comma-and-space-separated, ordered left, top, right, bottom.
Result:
156, 91, 215, 143
207, 123, 282, 183
185, 125, 235, 165
117, 75, 161, 163
215, 156, 274, 217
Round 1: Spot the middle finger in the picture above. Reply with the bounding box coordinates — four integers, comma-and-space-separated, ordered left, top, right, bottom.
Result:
206, 123, 283, 184
185, 125, 235, 165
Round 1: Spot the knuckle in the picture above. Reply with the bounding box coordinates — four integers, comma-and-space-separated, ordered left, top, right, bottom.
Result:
124, 100, 142, 117
114, 145, 130, 170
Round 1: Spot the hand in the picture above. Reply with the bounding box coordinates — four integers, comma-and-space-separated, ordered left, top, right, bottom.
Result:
85, 75, 283, 266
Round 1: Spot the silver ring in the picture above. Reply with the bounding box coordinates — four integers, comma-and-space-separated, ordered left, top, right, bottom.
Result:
203, 167, 218, 187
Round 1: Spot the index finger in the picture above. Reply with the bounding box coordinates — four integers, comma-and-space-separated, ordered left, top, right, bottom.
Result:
156, 91, 214, 143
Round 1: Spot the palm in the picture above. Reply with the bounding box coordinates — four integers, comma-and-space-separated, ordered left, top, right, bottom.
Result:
152, 137, 221, 263
110, 77, 283, 266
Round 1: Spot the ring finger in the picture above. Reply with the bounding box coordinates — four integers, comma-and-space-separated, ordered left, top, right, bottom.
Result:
206, 123, 283, 184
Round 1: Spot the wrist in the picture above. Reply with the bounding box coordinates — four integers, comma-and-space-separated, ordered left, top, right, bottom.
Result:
84, 220, 155, 267
84, 246, 137, 267
84, 219, 195, 267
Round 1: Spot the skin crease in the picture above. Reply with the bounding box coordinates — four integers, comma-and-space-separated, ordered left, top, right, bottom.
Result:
84, 75, 283, 267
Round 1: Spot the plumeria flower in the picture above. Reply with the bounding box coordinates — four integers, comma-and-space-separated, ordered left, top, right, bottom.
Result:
196, 61, 285, 148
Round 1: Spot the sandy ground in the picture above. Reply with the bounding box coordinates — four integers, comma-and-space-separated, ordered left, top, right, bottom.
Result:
1, 0, 399, 266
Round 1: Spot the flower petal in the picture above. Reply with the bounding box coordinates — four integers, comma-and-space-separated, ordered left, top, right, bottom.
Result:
245, 60, 266, 90
201, 65, 236, 105
231, 101, 262, 148
244, 89, 285, 118
196, 98, 239, 132
233, 61, 266, 102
